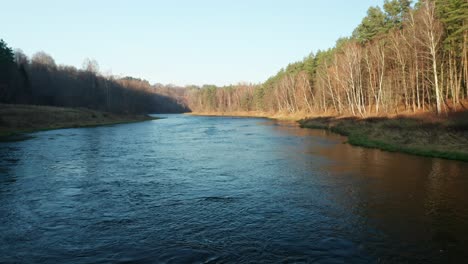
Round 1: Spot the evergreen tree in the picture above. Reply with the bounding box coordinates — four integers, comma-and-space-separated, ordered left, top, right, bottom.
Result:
0, 39, 15, 94
0, 39, 14, 66
383, 0, 412, 29
436, 0, 467, 48
352, 7, 387, 42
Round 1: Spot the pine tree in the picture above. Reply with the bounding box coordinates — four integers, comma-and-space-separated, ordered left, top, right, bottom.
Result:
0, 39, 15, 85
383, 0, 412, 29
353, 7, 388, 42
0, 39, 14, 71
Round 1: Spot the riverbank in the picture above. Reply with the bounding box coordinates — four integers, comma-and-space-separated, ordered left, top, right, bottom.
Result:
190, 111, 468, 161
300, 113, 468, 161
0, 104, 156, 138
188, 111, 306, 121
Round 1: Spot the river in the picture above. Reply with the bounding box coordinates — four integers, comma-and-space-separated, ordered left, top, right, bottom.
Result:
1, 114, 468, 263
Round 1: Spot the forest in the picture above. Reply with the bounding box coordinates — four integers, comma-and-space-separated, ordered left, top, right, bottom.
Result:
186, 0, 467, 117
1, 0, 466, 118
0, 42, 188, 114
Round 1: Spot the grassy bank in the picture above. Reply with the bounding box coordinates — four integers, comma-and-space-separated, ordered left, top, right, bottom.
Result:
0, 104, 156, 138
299, 113, 468, 162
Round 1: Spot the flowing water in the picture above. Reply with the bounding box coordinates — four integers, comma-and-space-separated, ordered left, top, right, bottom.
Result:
1, 114, 468, 263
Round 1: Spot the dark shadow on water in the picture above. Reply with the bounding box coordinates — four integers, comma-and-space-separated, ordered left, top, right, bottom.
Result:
0, 134, 35, 142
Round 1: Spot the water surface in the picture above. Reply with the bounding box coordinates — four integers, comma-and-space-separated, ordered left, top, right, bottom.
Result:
1, 114, 468, 263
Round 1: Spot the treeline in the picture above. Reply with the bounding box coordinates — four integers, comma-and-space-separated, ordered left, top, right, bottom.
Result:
0, 42, 188, 114
187, 0, 467, 116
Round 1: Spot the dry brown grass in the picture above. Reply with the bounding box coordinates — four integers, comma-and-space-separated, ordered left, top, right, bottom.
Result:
0, 104, 154, 137
299, 113, 468, 161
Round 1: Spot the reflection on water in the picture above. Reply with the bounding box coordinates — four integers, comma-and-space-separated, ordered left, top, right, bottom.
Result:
0, 114, 467, 263
305, 126, 468, 261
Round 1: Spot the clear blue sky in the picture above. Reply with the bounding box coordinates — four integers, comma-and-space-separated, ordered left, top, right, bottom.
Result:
1, 0, 384, 86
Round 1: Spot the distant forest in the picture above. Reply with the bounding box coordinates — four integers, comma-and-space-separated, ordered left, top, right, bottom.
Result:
1, 0, 466, 116
0, 42, 188, 114
187, 0, 467, 116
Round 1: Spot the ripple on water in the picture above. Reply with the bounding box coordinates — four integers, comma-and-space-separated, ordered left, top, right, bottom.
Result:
1, 114, 468, 263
